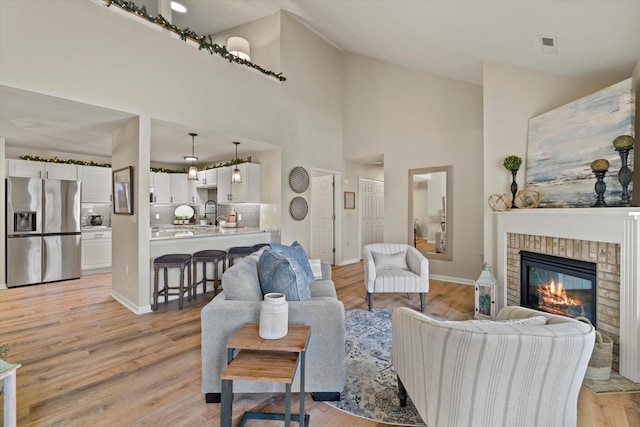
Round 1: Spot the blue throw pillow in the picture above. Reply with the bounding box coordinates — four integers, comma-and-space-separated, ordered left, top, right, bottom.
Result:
269, 241, 315, 282
258, 249, 312, 301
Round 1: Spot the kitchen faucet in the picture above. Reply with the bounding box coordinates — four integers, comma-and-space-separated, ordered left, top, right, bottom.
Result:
204, 200, 218, 225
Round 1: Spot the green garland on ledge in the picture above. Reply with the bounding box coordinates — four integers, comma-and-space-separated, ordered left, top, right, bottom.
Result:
20, 155, 110, 168
20, 155, 250, 174
104, 0, 286, 82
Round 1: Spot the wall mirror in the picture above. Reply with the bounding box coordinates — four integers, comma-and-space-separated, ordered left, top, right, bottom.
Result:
408, 165, 453, 261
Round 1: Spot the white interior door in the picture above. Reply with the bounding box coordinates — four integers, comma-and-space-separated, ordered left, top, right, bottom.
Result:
360, 178, 384, 249
310, 174, 334, 264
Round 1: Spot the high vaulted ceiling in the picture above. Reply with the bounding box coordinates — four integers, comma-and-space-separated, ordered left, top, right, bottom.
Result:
166, 0, 640, 86
1, 0, 638, 163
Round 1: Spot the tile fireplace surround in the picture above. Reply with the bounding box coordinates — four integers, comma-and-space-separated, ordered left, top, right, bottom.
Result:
495, 208, 640, 383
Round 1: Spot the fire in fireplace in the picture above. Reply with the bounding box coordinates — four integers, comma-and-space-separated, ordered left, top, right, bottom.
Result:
520, 251, 597, 324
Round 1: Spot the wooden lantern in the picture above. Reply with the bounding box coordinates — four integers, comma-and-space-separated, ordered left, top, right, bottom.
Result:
475, 263, 497, 320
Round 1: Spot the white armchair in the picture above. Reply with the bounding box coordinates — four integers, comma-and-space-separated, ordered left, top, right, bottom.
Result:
363, 243, 429, 312
392, 306, 595, 427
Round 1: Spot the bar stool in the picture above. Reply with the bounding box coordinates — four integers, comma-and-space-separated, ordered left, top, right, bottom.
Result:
192, 249, 227, 298
152, 254, 192, 311
227, 246, 255, 267
253, 243, 270, 251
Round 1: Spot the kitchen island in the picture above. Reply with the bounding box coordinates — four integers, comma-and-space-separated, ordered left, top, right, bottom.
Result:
149, 225, 280, 306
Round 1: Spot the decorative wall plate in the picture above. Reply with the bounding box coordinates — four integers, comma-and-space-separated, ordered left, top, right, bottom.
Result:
289, 166, 309, 193
289, 196, 309, 221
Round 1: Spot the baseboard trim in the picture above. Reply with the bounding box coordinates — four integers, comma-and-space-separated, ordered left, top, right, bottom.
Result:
338, 258, 360, 266
110, 290, 152, 315
430, 274, 475, 286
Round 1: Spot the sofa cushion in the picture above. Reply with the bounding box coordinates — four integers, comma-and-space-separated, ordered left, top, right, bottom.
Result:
310, 279, 338, 298
221, 256, 263, 301
258, 249, 313, 301
372, 251, 409, 271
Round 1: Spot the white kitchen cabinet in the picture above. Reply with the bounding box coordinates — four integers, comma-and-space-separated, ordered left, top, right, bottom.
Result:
151, 172, 171, 204
6, 159, 44, 178
6, 159, 78, 180
78, 165, 112, 203
196, 170, 207, 188
217, 163, 261, 204
196, 169, 217, 189
188, 180, 206, 205
45, 162, 78, 180
170, 173, 189, 204
81, 229, 112, 273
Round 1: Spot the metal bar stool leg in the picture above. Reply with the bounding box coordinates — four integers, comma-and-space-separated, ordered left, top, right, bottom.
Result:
163, 268, 169, 304
153, 266, 160, 311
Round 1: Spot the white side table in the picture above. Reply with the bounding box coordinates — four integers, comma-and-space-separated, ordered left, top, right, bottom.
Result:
0, 359, 21, 427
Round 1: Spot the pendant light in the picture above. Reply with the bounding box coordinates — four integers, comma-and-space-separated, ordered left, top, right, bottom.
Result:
185, 133, 198, 180
231, 141, 242, 183
227, 37, 250, 61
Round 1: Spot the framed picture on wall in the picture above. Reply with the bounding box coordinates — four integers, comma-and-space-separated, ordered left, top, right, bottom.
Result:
113, 166, 134, 215
344, 191, 355, 209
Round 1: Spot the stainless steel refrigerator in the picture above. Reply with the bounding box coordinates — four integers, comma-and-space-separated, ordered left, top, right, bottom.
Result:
6, 177, 81, 287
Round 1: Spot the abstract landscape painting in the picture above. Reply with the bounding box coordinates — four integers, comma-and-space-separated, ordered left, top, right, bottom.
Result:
526, 78, 635, 207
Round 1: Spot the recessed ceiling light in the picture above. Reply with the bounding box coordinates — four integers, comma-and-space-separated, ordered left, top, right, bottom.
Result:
171, 2, 187, 13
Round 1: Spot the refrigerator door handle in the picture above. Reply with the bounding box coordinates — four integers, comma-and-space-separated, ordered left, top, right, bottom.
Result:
42, 238, 48, 278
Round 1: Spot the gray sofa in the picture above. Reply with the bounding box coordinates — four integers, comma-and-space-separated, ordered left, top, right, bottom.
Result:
201, 251, 345, 402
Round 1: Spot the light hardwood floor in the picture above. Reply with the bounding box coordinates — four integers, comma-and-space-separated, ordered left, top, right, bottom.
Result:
0, 262, 638, 426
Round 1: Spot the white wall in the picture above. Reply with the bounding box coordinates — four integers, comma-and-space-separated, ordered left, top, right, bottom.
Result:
277, 12, 343, 249
252, 147, 282, 232
342, 53, 484, 280
110, 116, 152, 312
482, 61, 619, 269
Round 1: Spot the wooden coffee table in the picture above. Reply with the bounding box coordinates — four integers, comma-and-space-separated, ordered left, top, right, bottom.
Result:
220, 323, 311, 427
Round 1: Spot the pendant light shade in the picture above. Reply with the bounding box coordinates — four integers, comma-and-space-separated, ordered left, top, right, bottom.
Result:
187, 165, 198, 180
185, 133, 198, 180
231, 141, 242, 184
227, 36, 250, 61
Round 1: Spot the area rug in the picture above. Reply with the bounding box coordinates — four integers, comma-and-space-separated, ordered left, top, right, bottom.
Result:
326, 309, 426, 426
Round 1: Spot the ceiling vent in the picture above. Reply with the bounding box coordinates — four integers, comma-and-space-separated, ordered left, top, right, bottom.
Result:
540, 36, 558, 55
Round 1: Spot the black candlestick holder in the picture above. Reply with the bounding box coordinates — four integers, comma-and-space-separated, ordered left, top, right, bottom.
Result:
592, 169, 607, 207
510, 169, 519, 209
616, 147, 633, 206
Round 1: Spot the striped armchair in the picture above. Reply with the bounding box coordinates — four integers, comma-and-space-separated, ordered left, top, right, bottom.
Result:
363, 243, 429, 312
392, 306, 595, 427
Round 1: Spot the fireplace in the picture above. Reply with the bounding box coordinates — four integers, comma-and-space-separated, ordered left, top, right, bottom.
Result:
495, 208, 640, 383
520, 251, 597, 324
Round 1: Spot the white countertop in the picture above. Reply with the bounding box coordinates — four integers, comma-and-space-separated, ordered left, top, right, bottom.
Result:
150, 225, 276, 241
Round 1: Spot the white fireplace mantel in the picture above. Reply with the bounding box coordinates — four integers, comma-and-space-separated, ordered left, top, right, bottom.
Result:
495, 208, 640, 382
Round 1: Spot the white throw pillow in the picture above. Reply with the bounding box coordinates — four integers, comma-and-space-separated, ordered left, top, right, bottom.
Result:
372, 251, 409, 271
308, 259, 323, 280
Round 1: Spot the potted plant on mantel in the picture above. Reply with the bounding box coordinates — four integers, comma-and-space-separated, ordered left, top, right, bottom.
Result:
503, 155, 523, 208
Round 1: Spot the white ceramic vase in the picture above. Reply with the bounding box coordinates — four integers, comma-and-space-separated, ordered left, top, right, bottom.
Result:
259, 293, 288, 339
